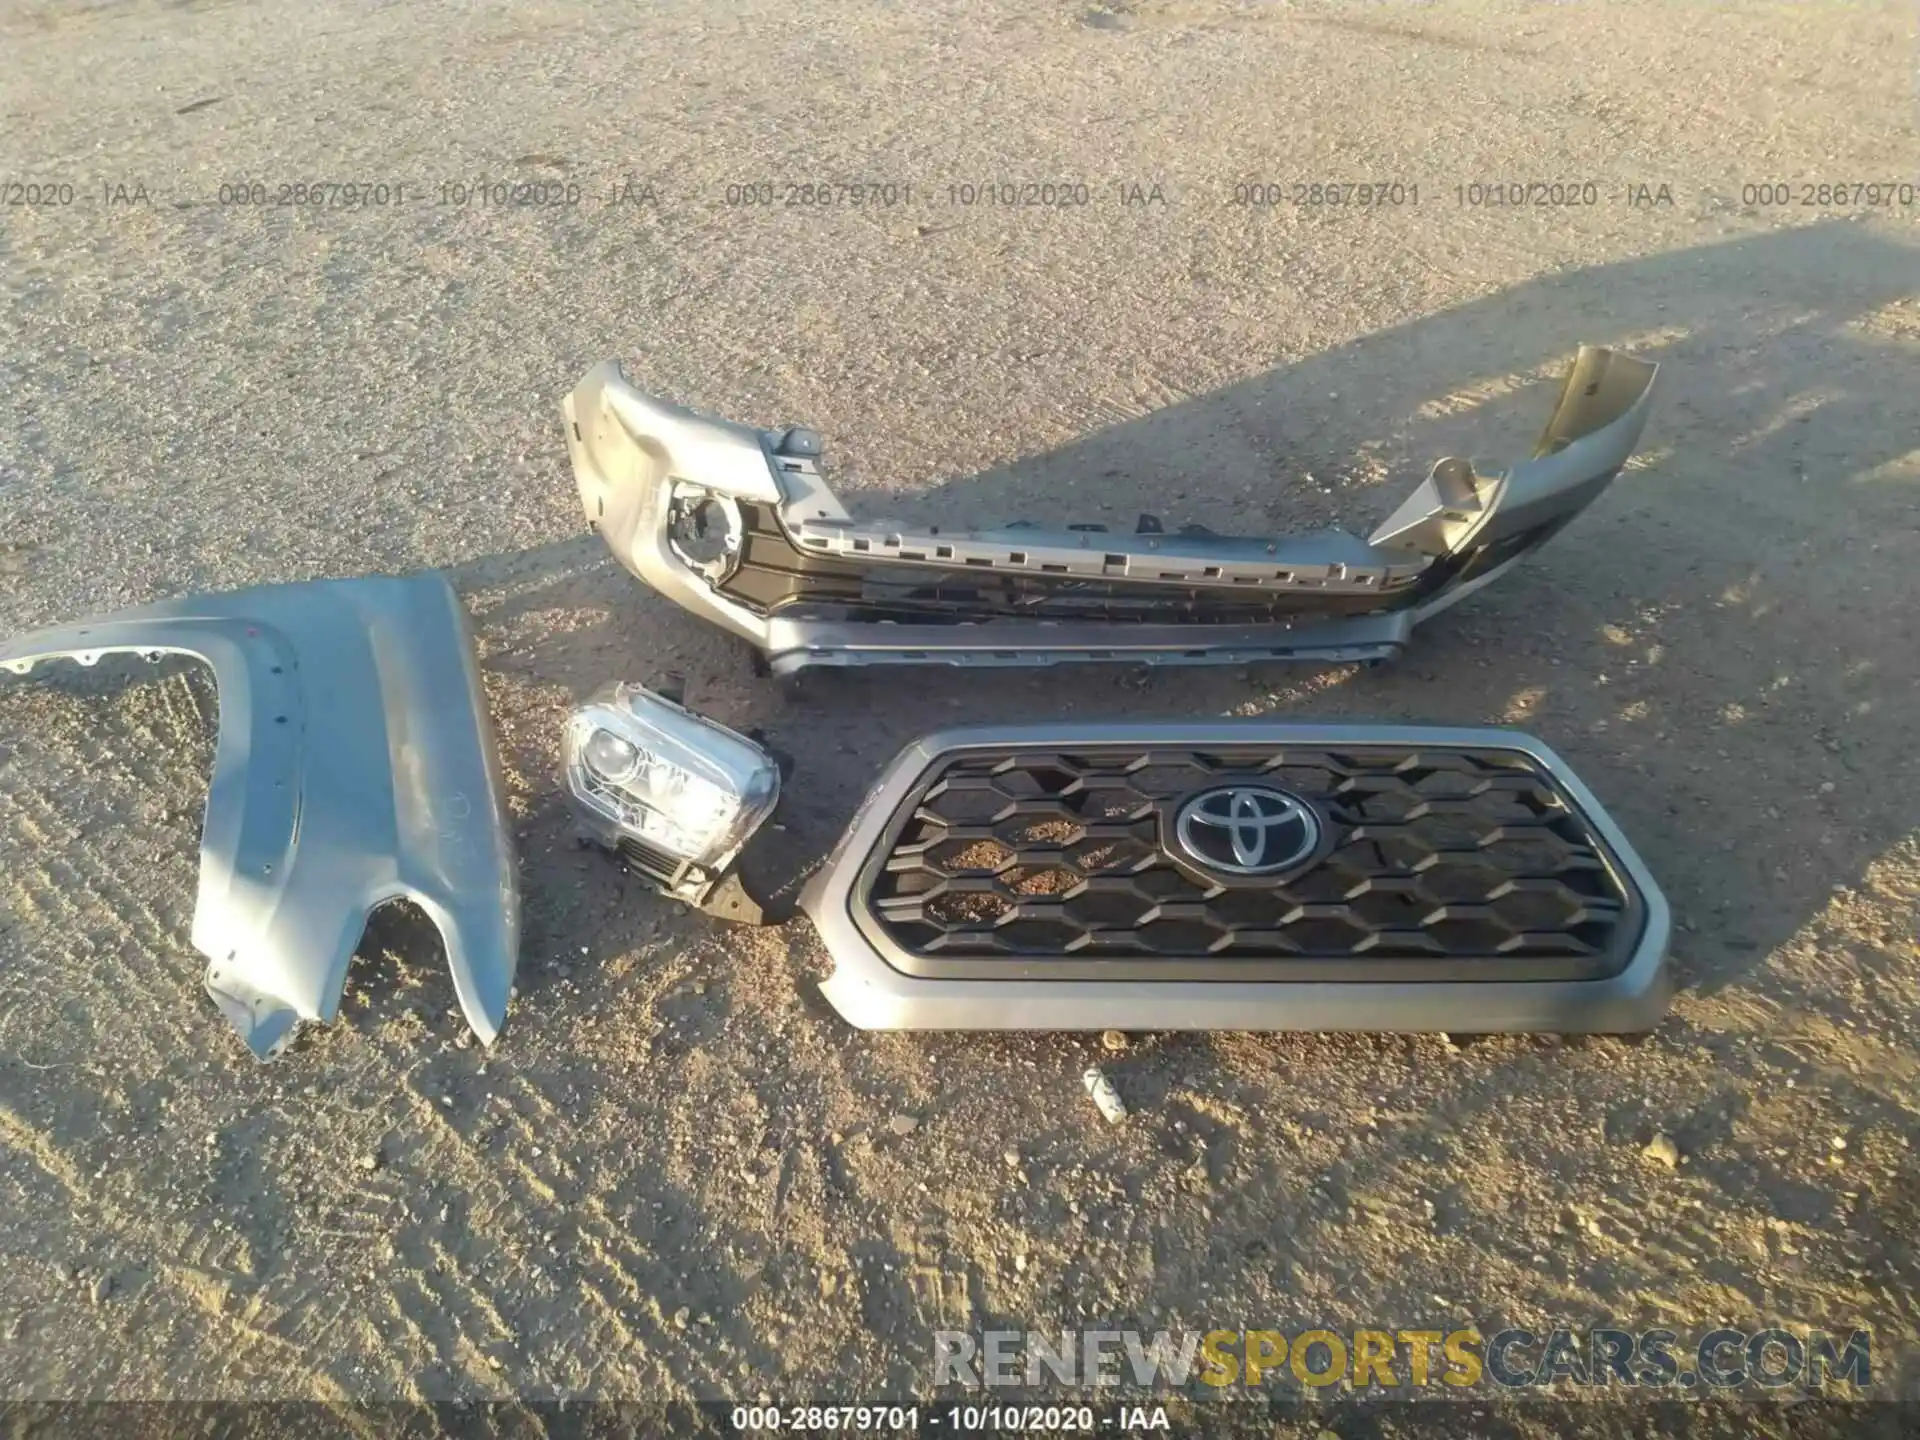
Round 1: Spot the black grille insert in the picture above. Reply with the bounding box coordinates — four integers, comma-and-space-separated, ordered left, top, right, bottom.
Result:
853, 743, 1645, 982
714, 503, 1393, 625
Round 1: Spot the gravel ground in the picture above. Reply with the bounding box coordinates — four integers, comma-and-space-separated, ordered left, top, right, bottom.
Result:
2, 0, 1918, 1428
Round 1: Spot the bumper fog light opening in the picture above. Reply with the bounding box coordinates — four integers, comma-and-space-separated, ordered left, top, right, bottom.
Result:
666, 482, 744, 585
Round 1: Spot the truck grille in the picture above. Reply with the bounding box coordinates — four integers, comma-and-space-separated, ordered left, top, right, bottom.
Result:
855, 741, 1647, 983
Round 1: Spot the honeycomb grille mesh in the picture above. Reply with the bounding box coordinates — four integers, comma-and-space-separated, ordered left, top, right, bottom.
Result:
864, 746, 1633, 967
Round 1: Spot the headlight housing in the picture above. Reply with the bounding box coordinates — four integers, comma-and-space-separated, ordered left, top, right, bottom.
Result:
564, 682, 780, 903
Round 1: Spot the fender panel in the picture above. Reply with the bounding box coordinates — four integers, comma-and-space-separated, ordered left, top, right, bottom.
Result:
0, 573, 521, 1060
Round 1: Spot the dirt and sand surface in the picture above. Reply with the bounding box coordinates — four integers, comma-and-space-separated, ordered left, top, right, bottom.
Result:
1, 0, 1918, 1431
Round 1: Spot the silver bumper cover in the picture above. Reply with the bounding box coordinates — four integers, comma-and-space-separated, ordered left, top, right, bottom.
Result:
0, 574, 522, 1060
798, 723, 1671, 1034
565, 347, 1658, 673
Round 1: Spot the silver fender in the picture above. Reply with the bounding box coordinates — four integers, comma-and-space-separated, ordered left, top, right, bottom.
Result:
0, 573, 521, 1060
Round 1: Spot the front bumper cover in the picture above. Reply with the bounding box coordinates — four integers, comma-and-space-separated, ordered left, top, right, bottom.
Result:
0, 574, 522, 1060
565, 347, 1658, 673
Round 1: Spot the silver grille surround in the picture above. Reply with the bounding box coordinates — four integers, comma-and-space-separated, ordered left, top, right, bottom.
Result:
798, 722, 1671, 1033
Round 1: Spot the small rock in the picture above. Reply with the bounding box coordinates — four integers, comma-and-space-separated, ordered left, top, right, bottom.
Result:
1083, 1067, 1128, 1124
1830, 1136, 1847, 1151
1642, 1132, 1681, 1167
358, 1151, 381, 1173
673, 1306, 691, 1329
1014, 1254, 1028, 1273
888, 1114, 919, 1137
1002, 1149, 1021, 1167
88, 1275, 113, 1305
1100, 1030, 1128, 1052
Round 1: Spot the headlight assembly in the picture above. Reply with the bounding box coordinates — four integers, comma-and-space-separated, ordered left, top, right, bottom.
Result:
564, 682, 780, 912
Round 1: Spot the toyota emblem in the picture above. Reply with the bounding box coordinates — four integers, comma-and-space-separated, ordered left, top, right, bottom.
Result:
1172, 784, 1320, 876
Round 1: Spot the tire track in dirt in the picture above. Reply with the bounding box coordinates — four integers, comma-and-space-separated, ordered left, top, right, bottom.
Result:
477, 1066, 752, 1393
0, 1097, 349, 1400
0, 669, 215, 1067
229, 1000, 757, 1398
1, 795, 199, 1052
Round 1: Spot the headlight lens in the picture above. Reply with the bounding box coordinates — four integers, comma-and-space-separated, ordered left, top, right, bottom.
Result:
563, 683, 779, 884
580, 727, 643, 785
